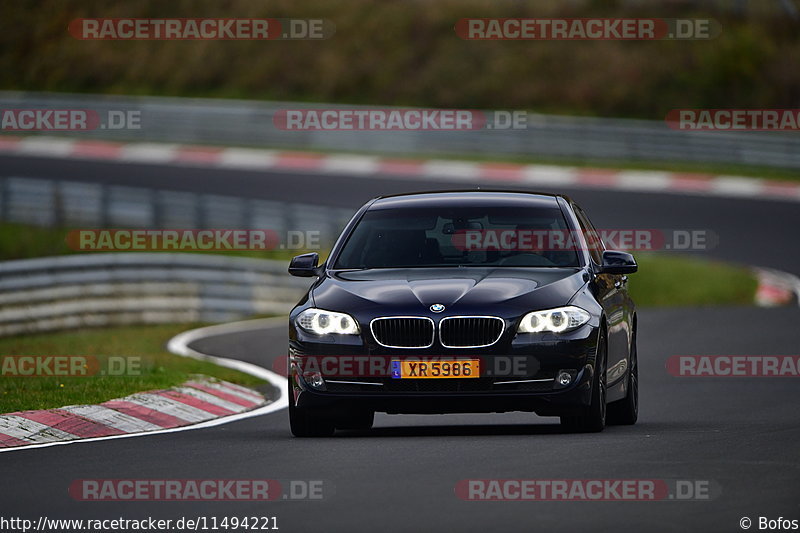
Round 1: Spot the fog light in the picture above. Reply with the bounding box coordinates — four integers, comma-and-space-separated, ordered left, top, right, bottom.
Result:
555, 370, 576, 388
303, 371, 326, 391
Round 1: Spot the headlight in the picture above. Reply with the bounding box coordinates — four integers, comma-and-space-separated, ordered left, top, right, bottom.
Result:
296, 308, 360, 335
517, 306, 591, 333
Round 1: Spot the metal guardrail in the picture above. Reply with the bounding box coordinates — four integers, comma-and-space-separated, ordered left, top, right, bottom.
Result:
2, 91, 799, 169
0, 253, 310, 336
0, 176, 354, 246
0, 175, 350, 337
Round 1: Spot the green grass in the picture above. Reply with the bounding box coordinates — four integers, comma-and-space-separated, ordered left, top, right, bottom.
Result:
0, 223, 75, 260
0, 222, 316, 262
0, 324, 266, 413
629, 253, 757, 307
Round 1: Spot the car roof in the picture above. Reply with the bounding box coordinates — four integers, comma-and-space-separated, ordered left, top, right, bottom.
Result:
368, 190, 569, 210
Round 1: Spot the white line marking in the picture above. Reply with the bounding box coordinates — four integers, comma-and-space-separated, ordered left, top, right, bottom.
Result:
0, 317, 288, 453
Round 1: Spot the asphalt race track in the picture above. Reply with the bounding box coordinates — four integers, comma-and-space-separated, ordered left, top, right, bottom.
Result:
1, 153, 799, 532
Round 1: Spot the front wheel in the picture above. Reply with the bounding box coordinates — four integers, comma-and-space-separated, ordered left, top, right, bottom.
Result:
607, 330, 638, 425
289, 401, 336, 437
561, 328, 607, 433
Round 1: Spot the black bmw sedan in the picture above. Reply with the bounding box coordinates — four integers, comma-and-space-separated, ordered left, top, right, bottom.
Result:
287, 191, 638, 436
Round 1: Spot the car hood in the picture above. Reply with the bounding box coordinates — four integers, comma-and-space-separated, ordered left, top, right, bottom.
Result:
312, 267, 587, 316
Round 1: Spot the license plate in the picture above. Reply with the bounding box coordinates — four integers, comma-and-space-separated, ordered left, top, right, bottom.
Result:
391, 359, 480, 379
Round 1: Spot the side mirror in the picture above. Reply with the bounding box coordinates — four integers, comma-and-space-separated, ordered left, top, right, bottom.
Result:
599, 250, 638, 275
288, 252, 320, 277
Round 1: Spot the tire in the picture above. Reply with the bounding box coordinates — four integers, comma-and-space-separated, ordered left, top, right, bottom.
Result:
336, 410, 375, 430
560, 328, 607, 433
607, 330, 638, 425
289, 401, 336, 437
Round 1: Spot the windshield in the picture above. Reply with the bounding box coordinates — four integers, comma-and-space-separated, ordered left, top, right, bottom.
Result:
333, 205, 581, 269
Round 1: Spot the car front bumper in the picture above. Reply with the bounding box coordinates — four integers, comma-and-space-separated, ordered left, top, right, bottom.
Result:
288, 323, 600, 417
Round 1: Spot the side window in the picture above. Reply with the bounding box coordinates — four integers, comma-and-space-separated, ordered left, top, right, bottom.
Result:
574, 206, 604, 265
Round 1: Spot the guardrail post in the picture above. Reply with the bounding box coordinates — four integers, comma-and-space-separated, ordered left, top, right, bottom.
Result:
0, 177, 6, 222
99, 183, 110, 228
327, 207, 339, 248
244, 198, 255, 230
283, 202, 296, 242
196, 193, 207, 228
152, 188, 163, 228
52, 179, 64, 228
